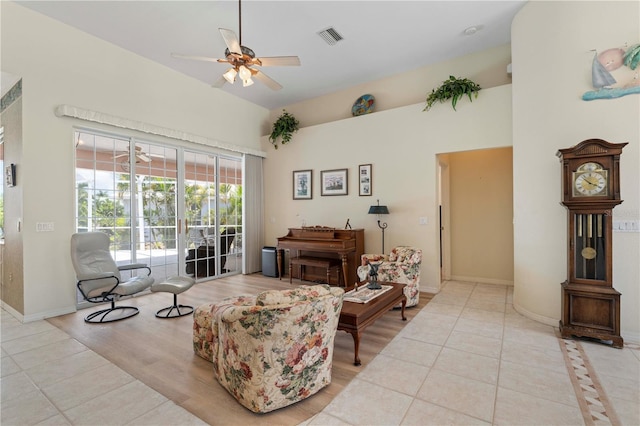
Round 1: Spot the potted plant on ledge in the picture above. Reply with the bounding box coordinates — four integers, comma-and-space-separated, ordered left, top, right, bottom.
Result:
269, 110, 299, 149
423, 76, 481, 111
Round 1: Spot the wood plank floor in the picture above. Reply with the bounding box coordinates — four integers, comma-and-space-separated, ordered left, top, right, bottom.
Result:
48, 274, 432, 425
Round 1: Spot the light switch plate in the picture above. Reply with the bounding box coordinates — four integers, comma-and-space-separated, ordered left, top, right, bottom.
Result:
36, 222, 55, 232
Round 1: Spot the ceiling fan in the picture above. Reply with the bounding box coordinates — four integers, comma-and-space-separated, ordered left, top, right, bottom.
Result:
171, 0, 300, 91
114, 146, 152, 163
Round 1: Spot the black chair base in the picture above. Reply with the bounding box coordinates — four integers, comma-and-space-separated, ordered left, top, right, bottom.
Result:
85, 306, 139, 323
155, 303, 194, 318
150, 278, 196, 319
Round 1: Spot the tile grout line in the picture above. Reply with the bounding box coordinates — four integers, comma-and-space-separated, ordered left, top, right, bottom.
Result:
557, 336, 622, 426
490, 288, 509, 426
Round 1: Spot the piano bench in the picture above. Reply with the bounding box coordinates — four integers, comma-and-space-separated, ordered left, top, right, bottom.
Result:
289, 256, 343, 287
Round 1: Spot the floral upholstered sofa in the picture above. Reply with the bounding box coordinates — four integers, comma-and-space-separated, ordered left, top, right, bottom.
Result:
356, 246, 422, 307
193, 284, 344, 413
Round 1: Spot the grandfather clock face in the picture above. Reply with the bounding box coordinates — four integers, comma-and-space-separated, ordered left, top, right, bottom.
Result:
572, 162, 608, 197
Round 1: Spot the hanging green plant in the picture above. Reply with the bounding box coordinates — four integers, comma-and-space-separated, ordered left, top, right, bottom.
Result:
269, 110, 299, 149
423, 76, 482, 111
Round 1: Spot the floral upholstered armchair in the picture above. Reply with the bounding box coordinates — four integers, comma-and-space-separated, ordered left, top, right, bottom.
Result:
193, 284, 344, 413
357, 246, 422, 307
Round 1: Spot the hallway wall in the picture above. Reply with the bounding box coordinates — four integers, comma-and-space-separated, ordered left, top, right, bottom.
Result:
449, 147, 514, 285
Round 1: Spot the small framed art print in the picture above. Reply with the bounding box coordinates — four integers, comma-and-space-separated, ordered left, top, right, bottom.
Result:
321, 168, 348, 196
293, 170, 312, 200
359, 164, 372, 196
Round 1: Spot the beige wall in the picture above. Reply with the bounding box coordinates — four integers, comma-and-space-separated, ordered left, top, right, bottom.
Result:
265, 44, 513, 133
449, 148, 514, 284
2, 1, 638, 343
264, 1, 639, 342
512, 1, 639, 340
1, 2, 268, 320
261, 84, 513, 294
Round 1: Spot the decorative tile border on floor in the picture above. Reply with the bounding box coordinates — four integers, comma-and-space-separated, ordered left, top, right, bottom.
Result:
624, 341, 640, 352
558, 336, 621, 426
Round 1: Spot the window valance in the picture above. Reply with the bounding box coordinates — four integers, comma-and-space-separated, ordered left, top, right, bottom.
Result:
55, 104, 267, 158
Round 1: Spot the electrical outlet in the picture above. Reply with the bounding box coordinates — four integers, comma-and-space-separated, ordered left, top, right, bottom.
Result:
613, 220, 639, 232
419, 217, 428, 225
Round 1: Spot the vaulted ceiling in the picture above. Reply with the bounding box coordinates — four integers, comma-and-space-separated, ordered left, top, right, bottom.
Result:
15, 1, 527, 110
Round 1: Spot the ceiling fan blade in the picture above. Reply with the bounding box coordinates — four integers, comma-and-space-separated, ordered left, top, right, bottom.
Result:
171, 53, 225, 63
257, 56, 301, 67
253, 70, 283, 91
137, 154, 152, 163
219, 28, 242, 56
212, 75, 227, 88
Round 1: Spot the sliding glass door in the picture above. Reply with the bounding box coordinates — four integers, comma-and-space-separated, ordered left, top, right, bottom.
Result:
74, 129, 242, 305
184, 150, 242, 279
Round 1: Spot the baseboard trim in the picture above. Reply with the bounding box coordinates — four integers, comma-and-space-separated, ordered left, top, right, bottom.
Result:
621, 330, 640, 344
23, 306, 77, 323
449, 275, 514, 286
1, 301, 24, 322
422, 284, 441, 294
512, 300, 558, 327
1, 301, 77, 323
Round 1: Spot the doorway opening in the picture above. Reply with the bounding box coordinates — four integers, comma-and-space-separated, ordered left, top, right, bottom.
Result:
437, 147, 514, 285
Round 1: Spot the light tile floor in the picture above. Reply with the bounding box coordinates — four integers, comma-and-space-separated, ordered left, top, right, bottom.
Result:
2, 281, 639, 425
307, 281, 640, 426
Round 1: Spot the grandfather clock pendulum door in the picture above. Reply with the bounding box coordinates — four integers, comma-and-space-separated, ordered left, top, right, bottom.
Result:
557, 139, 626, 348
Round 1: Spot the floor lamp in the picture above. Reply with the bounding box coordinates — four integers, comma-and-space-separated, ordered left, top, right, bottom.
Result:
368, 200, 389, 253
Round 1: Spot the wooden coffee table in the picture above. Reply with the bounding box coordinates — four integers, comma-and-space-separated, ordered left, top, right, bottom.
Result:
337, 282, 406, 366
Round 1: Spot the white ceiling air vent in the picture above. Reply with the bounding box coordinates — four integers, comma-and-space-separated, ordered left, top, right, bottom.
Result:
317, 27, 344, 46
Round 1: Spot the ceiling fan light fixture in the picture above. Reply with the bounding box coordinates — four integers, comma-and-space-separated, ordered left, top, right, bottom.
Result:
223, 68, 237, 84
172, 0, 300, 91
238, 65, 252, 80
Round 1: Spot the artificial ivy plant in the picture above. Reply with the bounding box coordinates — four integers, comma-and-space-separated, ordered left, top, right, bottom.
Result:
269, 110, 300, 149
423, 76, 482, 111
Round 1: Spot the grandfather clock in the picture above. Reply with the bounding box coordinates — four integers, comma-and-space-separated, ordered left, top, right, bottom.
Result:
557, 139, 626, 348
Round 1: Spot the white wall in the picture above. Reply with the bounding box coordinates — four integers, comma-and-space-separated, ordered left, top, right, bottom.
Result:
1, 2, 268, 320
261, 85, 513, 294
512, 1, 640, 341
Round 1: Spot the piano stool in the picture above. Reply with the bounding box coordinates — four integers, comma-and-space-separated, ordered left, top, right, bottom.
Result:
289, 256, 343, 287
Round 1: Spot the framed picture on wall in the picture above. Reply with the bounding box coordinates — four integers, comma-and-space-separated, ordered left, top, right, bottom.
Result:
293, 170, 312, 200
321, 169, 348, 196
359, 164, 372, 196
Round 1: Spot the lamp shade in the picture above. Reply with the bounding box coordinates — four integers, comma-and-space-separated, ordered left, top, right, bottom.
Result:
368, 205, 389, 215
238, 65, 252, 80
223, 68, 237, 84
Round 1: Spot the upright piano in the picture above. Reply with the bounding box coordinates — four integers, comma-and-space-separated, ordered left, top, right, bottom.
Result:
277, 227, 365, 285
